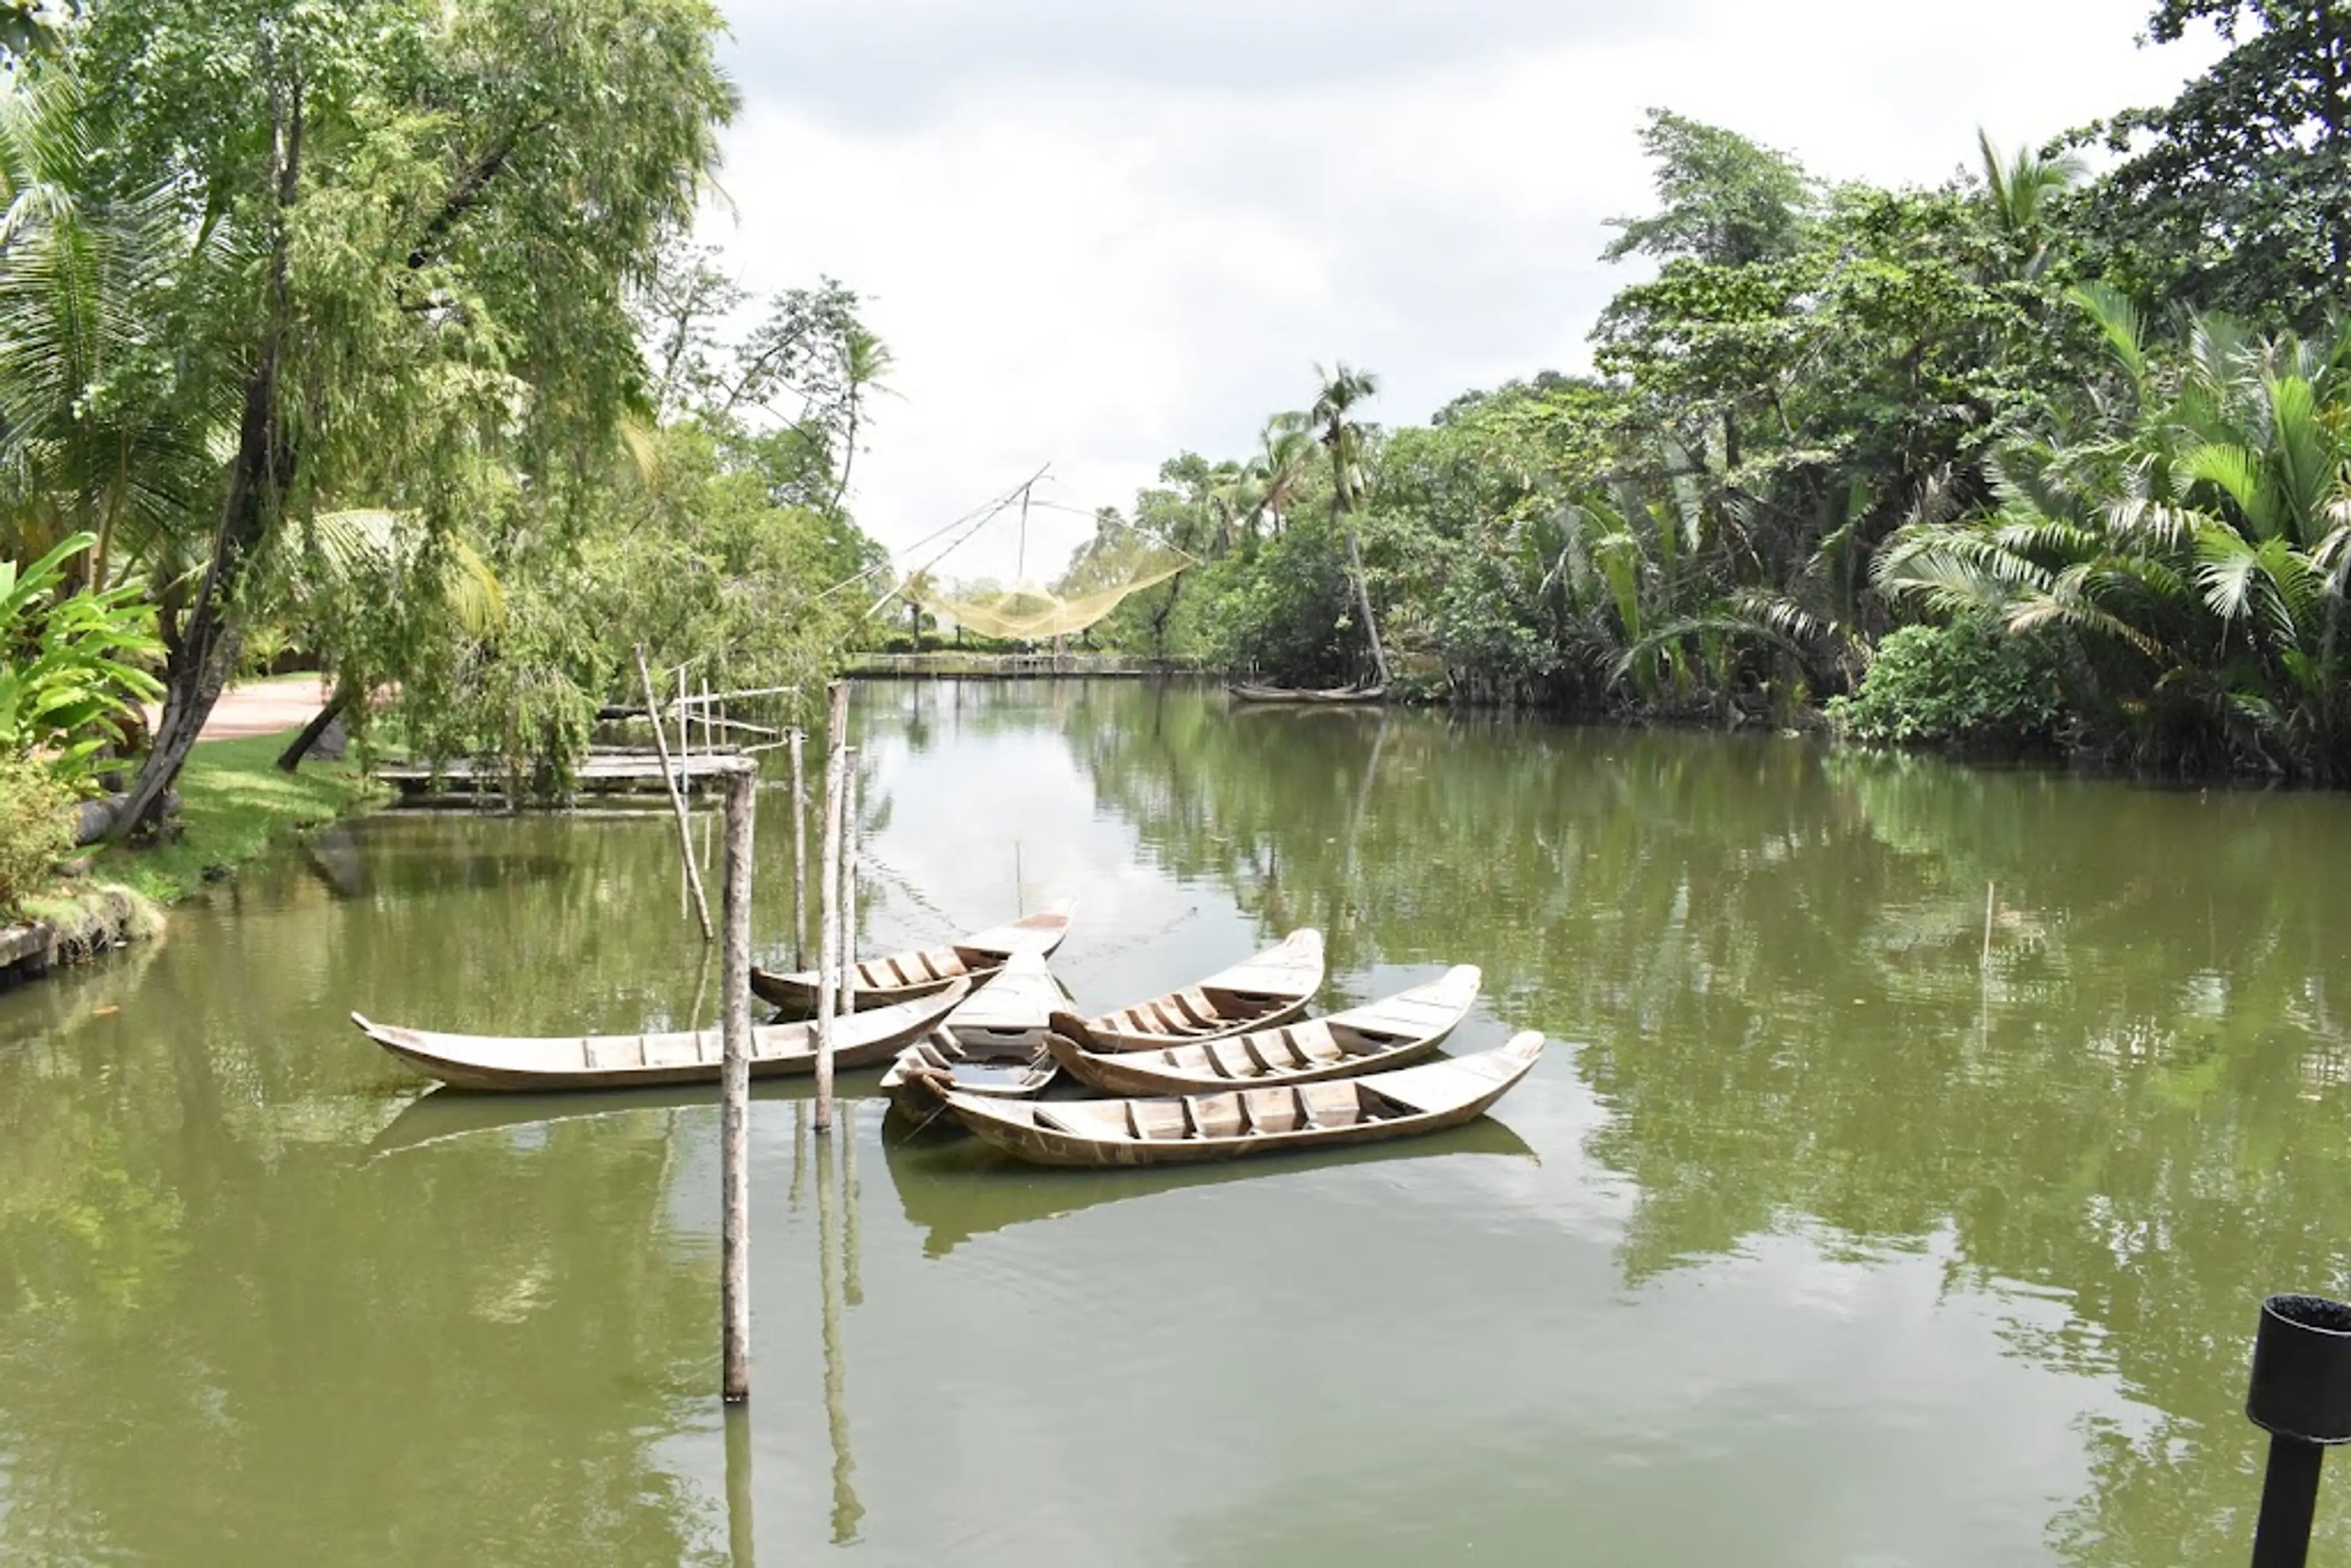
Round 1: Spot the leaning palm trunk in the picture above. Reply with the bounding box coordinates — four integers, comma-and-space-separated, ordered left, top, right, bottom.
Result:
1337, 497, 1390, 688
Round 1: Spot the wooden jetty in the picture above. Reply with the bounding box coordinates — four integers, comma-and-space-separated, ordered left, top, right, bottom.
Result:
376, 748, 746, 802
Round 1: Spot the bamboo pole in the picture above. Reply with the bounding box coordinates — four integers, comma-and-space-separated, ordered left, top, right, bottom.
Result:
838, 747, 859, 1016
789, 728, 809, 972
636, 646, 713, 943
814, 697, 846, 1135
719, 762, 757, 1402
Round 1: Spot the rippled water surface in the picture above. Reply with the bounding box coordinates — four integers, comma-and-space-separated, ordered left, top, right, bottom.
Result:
4, 680, 2349, 1565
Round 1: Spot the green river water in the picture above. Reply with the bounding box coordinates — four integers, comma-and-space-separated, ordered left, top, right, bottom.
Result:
3, 678, 2349, 1565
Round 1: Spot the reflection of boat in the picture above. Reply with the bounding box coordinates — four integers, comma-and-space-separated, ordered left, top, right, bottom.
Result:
940, 1033, 1543, 1168
351, 982, 970, 1092
749, 901, 1074, 1013
1226, 681, 1387, 705
367, 1078, 868, 1158
885, 1113, 1539, 1257
877, 931, 1326, 1122
1048, 966, 1480, 1095
1078, 928, 1324, 1052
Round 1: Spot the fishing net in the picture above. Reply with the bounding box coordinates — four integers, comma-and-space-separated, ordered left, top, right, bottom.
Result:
907, 528, 1190, 642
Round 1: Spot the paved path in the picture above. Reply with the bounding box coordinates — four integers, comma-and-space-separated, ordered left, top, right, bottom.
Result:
144, 675, 334, 743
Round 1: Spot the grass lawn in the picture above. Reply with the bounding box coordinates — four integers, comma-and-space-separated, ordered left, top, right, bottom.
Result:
84, 730, 386, 906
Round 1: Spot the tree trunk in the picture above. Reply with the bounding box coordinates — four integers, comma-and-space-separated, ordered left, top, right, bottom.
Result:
1337, 497, 1390, 688
110, 59, 302, 841
277, 681, 353, 772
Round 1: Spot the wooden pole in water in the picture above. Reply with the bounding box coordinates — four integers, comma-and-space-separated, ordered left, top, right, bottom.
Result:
636, 645, 713, 943
789, 728, 809, 972
838, 747, 858, 1015
814, 685, 847, 1135
719, 762, 757, 1403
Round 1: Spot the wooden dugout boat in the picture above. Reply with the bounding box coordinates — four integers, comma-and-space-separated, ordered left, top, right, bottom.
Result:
1226, 681, 1387, 705
879, 951, 1070, 1120
1046, 965, 1480, 1096
351, 981, 971, 1092
880, 929, 1327, 1123
1067, 927, 1325, 1052
940, 1032, 1545, 1168
748, 900, 1074, 1013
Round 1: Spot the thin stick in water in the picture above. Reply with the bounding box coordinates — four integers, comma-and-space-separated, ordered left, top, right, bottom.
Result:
789, 727, 809, 972
839, 746, 859, 1016
636, 645, 713, 943
814, 683, 849, 1134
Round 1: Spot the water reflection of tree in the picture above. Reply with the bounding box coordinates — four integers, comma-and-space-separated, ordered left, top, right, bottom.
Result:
0, 838, 748, 1563
1067, 685, 2351, 1564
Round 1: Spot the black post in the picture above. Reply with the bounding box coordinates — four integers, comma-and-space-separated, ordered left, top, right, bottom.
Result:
2246, 1293, 2351, 1567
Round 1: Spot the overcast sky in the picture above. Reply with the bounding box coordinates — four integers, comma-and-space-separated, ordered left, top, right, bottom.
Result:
706, 0, 2221, 585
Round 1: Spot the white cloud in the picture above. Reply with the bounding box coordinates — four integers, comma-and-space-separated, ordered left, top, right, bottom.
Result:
706, 0, 2221, 583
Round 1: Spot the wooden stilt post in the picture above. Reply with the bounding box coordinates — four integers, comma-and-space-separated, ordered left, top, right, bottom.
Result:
814, 682, 847, 1135
838, 747, 858, 1016
719, 762, 757, 1403
789, 728, 809, 972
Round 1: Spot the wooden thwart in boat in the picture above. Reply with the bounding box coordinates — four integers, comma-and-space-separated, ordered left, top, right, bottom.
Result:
940, 1033, 1545, 1168
748, 900, 1074, 1012
351, 981, 970, 1092
1046, 965, 1479, 1095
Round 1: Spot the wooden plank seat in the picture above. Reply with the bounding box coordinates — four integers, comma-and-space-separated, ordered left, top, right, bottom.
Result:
1185, 1093, 1246, 1138
1240, 1087, 1302, 1134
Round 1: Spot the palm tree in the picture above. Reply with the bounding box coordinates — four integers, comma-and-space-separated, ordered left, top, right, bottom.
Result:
827, 324, 894, 517
1975, 130, 2086, 277
0, 69, 231, 593
1308, 363, 1390, 688
1246, 421, 1314, 539
1877, 284, 2351, 777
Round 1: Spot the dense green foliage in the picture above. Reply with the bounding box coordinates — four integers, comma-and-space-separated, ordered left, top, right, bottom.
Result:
1827, 617, 2068, 753
1053, 2, 2351, 781
0, 2, 893, 809
0, 533, 162, 791
0, 754, 70, 916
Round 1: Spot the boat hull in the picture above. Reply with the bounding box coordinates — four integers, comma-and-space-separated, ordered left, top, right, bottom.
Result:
944, 1034, 1544, 1168
352, 983, 969, 1092
749, 902, 1073, 1012
1046, 965, 1480, 1095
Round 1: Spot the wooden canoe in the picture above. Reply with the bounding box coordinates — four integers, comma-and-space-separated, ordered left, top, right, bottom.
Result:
1046, 965, 1480, 1096
748, 899, 1074, 1012
1226, 681, 1387, 705
1059, 928, 1324, 1052
351, 981, 972, 1092
878, 951, 1070, 1120
940, 1032, 1545, 1168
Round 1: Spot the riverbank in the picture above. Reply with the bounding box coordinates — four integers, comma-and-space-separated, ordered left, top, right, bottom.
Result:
2, 729, 384, 991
